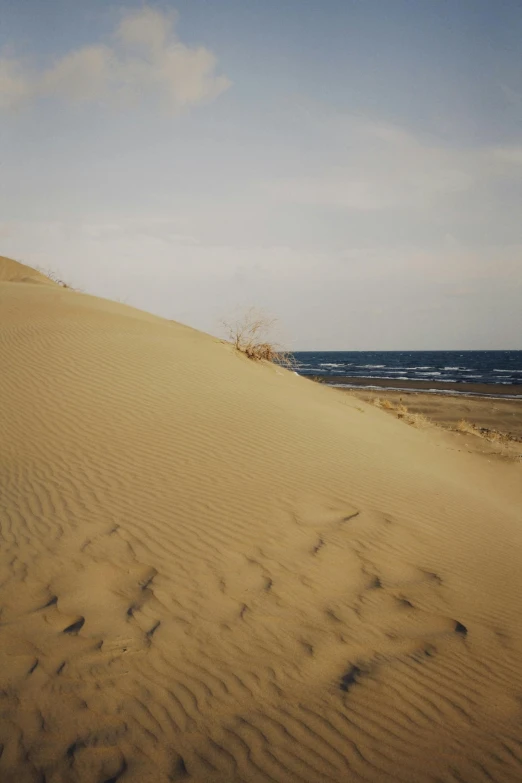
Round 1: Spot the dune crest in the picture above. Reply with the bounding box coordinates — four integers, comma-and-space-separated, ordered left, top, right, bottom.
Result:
0, 256, 58, 286
1, 260, 522, 783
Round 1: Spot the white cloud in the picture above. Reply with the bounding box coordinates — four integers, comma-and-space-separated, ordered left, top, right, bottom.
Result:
41, 46, 112, 103
116, 6, 175, 54
0, 6, 230, 112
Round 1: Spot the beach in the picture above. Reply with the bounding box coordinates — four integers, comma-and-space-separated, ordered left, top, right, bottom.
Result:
1, 257, 522, 783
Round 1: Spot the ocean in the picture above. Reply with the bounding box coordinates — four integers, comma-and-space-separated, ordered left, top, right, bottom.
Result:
293, 350, 522, 395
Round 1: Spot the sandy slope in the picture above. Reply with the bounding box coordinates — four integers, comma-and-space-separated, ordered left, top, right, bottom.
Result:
1, 261, 522, 783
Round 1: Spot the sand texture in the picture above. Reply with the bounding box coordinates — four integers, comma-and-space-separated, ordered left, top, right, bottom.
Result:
1, 259, 522, 783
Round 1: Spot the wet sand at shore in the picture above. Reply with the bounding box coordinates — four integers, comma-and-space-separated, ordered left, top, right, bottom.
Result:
312, 375, 522, 397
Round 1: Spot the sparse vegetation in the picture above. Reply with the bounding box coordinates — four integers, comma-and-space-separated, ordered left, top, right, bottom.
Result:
375, 397, 408, 414
402, 411, 431, 428
222, 308, 295, 368
374, 397, 394, 410
456, 419, 477, 436
372, 399, 520, 458
36, 266, 76, 289
453, 418, 522, 461
455, 418, 512, 444
373, 397, 429, 428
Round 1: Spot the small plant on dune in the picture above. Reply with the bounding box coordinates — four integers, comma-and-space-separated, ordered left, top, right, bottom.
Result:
373, 397, 431, 428
221, 307, 295, 368
403, 412, 430, 428
456, 419, 477, 435
36, 266, 76, 289
374, 397, 408, 413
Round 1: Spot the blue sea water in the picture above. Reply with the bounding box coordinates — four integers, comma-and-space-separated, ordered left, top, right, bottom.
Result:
293, 351, 522, 395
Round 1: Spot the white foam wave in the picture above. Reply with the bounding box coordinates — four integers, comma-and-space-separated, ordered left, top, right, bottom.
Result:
331, 383, 521, 399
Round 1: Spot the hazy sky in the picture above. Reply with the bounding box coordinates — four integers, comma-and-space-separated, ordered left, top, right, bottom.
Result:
1, 0, 521, 349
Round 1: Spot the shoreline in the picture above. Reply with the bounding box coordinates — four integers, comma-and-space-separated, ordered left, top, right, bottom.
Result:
306, 375, 522, 398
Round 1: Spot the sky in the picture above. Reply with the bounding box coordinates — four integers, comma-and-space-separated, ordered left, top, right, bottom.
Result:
1, 0, 521, 349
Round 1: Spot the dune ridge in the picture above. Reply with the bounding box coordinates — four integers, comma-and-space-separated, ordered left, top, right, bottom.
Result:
1, 260, 522, 783
0, 256, 57, 286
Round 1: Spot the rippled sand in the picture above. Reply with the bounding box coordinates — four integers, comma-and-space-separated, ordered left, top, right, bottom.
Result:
1, 256, 522, 783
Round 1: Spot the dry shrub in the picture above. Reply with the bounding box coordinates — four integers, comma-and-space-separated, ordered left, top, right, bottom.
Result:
36, 266, 76, 289
456, 419, 477, 435
374, 397, 394, 410
373, 397, 431, 428
403, 412, 430, 428
374, 398, 408, 414
222, 308, 295, 368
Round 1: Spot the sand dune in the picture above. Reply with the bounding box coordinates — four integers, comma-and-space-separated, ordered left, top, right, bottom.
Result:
1, 259, 522, 783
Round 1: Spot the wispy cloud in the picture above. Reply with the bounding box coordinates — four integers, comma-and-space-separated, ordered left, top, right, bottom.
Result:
2, 216, 520, 348
0, 6, 230, 112
263, 118, 522, 212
